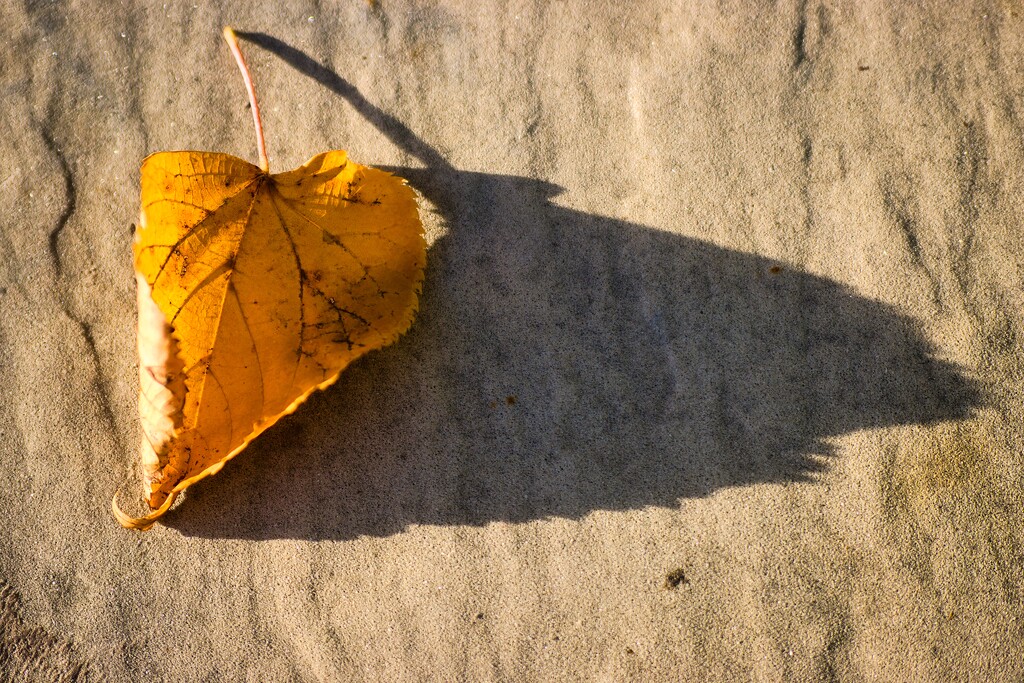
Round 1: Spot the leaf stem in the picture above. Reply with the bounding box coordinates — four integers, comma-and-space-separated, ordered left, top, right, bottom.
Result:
223, 26, 269, 172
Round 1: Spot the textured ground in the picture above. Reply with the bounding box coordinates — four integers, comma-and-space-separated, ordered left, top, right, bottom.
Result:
1, 1, 1023, 681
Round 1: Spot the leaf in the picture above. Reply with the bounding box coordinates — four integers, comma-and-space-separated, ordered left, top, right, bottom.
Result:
113, 28, 425, 530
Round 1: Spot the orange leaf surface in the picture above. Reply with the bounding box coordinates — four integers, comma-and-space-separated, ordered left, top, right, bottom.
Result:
113, 29, 425, 530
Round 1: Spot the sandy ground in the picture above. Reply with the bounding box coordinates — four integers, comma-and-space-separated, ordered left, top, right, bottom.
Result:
1, 1, 1023, 680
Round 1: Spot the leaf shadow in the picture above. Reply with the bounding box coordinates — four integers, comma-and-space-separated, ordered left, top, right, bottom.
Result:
163, 34, 984, 541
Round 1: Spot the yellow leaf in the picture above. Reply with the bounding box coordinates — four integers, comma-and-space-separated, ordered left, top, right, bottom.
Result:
113, 28, 425, 530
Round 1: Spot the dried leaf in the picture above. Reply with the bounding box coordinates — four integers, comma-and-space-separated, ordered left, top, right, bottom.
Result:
113, 28, 425, 530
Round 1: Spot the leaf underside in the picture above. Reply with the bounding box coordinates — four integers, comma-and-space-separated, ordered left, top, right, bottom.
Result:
114, 150, 425, 530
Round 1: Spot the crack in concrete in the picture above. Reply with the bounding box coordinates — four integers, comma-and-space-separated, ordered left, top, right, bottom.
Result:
38, 125, 76, 279
75, 317, 124, 457
880, 174, 943, 309
33, 116, 124, 464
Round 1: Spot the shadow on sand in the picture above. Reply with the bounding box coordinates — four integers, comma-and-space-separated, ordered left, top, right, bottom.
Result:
164, 33, 982, 541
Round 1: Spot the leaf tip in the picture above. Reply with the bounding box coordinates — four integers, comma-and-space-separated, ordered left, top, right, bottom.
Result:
111, 487, 178, 531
